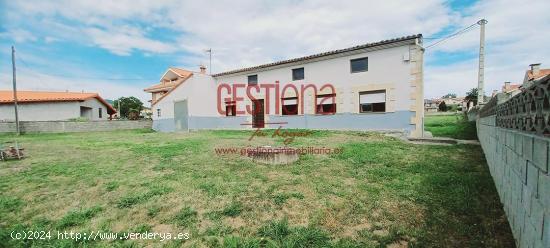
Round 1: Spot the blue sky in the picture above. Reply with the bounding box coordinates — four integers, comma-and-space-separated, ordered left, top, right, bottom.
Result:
1, 0, 549, 103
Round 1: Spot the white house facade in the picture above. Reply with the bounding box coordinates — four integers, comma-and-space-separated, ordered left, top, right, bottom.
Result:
148, 34, 424, 137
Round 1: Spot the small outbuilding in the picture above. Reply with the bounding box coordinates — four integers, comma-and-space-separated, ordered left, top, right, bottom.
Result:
0, 90, 116, 121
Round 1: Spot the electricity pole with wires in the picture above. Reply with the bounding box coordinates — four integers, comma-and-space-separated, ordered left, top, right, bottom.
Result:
423, 19, 488, 106
476, 19, 488, 105
11, 46, 20, 135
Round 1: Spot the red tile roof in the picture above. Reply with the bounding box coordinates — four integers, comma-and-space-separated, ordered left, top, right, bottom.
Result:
0, 90, 116, 114
502, 83, 521, 93
151, 73, 193, 106
144, 67, 193, 93
526, 69, 550, 81
169, 67, 193, 78
143, 80, 181, 93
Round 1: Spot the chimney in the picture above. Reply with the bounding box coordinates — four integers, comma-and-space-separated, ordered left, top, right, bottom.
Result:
530, 63, 541, 75
199, 65, 207, 74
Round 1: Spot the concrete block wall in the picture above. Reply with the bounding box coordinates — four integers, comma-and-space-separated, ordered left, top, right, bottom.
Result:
478, 115, 550, 248
0, 120, 152, 133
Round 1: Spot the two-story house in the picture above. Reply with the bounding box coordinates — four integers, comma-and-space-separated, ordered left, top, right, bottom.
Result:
144, 34, 424, 137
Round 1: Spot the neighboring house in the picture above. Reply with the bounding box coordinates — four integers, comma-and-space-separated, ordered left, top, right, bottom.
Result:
0, 90, 116, 121
424, 99, 440, 113
441, 96, 464, 105
146, 34, 424, 137
522, 63, 550, 89
144, 67, 193, 105
501, 81, 521, 97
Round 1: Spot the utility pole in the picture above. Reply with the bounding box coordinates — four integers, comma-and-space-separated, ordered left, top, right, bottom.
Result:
477, 19, 488, 105
11, 46, 20, 135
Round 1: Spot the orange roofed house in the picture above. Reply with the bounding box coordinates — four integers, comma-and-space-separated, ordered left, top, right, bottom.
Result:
522, 63, 550, 88
0, 90, 116, 121
143, 67, 193, 105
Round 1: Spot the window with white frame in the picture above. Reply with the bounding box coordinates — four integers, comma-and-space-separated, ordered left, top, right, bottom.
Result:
281, 97, 298, 115
359, 90, 386, 113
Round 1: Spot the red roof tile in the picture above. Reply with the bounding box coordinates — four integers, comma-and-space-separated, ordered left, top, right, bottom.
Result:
0, 90, 116, 114
526, 69, 550, 81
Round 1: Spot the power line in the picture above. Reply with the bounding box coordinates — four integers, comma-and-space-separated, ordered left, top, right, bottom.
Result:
424, 22, 480, 50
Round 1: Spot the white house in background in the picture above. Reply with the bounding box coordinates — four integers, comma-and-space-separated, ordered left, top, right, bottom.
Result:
145, 34, 424, 137
0, 91, 116, 121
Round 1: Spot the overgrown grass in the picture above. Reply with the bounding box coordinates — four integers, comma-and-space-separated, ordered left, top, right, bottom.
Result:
0, 129, 512, 247
425, 114, 478, 140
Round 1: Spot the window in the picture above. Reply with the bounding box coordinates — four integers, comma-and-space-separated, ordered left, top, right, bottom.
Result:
316, 93, 336, 114
225, 101, 236, 116
292, 67, 304, 80
248, 75, 258, 85
359, 90, 386, 113
98, 108, 103, 118
350, 57, 368, 73
157, 108, 161, 117
281, 97, 298, 115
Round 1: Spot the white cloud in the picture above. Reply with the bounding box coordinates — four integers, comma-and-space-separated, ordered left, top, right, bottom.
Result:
0, 29, 37, 43
2, 0, 454, 66
423, 0, 550, 98
0, 68, 149, 102
2, 0, 549, 101
84, 26, 176, 56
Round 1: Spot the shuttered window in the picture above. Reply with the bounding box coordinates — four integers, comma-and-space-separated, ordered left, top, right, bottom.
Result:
316, 94, 336, 114
281, 97, 298, 115
359, 90, 386, 113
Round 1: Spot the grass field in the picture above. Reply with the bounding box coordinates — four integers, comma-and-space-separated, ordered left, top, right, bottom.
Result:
0, 129, 512, 247
424, 114, 478, 140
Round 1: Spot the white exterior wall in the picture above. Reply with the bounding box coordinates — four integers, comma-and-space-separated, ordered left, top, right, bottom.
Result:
216, 45, 415, 114
80, 98, 110, 121
0, 102, 79, 121
152, 73, 218, 119
0, 98, 111, 121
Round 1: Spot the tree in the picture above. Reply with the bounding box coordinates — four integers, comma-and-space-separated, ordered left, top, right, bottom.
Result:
465, 88, 478, 106
438, 101, 447, 112
443, 93, 457, 98
113, 97, 144, 118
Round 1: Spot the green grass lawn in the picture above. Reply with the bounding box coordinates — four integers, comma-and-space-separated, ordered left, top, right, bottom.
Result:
424, 114, 478, 140
0, 129, 512, 247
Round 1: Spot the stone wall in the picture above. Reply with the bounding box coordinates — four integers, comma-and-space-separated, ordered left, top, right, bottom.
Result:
0, 120, 152, 133
477, 75, 550, 247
